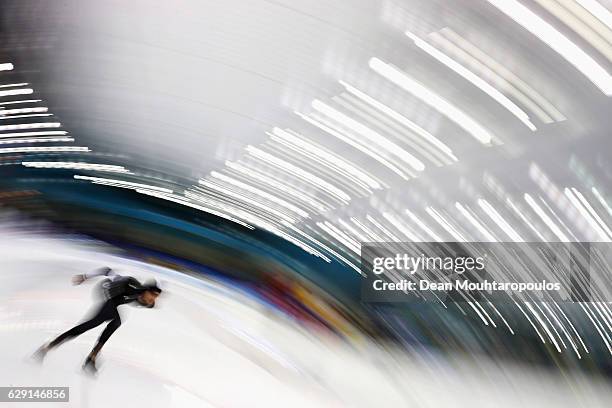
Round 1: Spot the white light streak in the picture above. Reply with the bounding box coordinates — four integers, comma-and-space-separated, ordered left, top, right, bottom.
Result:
0, 107, 48, 115
198, 180, 298, 224
475, 301, 497, 327
334, 96, 446, 166
434, 28, 566, 122
136, 190, 254, 229
593, 302, 612, 338
576, 0, 612, 30
507, 198, 547, 241
535, 0, 612, 64
271, 223, 331, 261
287, 223, 350, 266
467, 301, 491, 326
338, 80, 457, 159
382, 212, 420, 241
406, 208, 442, 241
554, 302, 589, 354
324, 221, 362, 251
524, 193, 569, 241
311, 100, 425, 172
487, 0, 612, 95
246, 145, 351, 203
525, 302, 562, 353
0, 88, 34, 98
546, 303, 578, 358
317, 222, 361, 255
338, 219, 368, 243
365, 215, 401, 241
540, 196, 579, 241
0, 146, 88, 154
185, 190, 280, 231
0, 113, 52, 120
0, 83, 29, 89
74, 175, 172, 193
0, 131, 67, 139
478, 198, 524, 242
455, 202, 497, 241
406, 32, 537, 131
580, 302, 612, 355
224, 161, 330, 213
426, 207, 466, 241
569, 188, 612, 240
592, 187, 612, 217
489, 301, 515, 334
515, 301, 548, 344
351, 217, 385, 242
0, 137, 73, 145
290, 224, 360, 270
296, 111, 412, 180
534, 302, 567, 349
565, 188, 608, 240
369, 57, 493, 144
0, 122, 60, 132
0, 63, 14, 71
180, 197, 328, 260
0, 99, 42, 106
210, 170, 309, 218
270, 127, 383, 190
268, 129, 377, 193
23, 162, 130, 173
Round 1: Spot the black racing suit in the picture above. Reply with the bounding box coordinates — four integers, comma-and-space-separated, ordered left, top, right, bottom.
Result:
48, 272, 149, 354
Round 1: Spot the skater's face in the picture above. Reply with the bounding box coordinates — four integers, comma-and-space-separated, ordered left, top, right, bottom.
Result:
138, 290, 159, 307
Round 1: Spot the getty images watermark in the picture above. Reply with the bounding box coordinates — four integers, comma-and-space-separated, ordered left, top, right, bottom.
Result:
361, 242, 611, 303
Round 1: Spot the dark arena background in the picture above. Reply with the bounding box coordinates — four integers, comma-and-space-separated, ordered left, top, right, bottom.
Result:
1, 1, 612, 406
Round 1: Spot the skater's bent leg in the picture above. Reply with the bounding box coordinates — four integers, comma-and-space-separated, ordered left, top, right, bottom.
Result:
87, 315, 121, 363
96, 316, 121, 351
48, 315, 104, 348
48, 300, 115, 349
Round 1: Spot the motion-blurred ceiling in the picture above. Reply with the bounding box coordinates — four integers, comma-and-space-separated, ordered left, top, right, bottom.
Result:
2, 0, 612, 271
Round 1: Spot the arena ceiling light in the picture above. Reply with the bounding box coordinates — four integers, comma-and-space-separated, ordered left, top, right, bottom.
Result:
0, 146, 88, 154
369, 57, 494, 145
0, 88, 34, 97
0, 122, 60, 131
0, 130, 67, 139
23, 162, 130, 173
487, 0, 612, 95
338, 80, 457, 160
0, 99, 42, 106
575, 0, 612, 30
405, 31, 536, 131
311, 99, 426, 172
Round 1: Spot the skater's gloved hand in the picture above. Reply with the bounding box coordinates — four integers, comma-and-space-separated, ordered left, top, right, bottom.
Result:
72, 274, 86, 285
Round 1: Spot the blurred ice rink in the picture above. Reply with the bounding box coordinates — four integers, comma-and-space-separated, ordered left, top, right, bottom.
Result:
0, 231, 611, 407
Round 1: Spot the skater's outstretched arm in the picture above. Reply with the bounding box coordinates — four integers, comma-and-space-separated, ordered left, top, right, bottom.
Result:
72, 267, 119, 285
